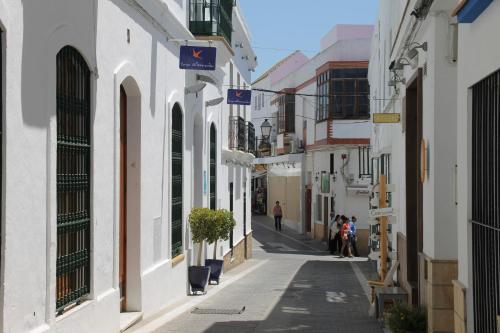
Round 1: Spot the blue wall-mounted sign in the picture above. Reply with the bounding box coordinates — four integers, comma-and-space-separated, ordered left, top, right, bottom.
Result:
227, 89, 252, 105
179, 46, 216, 71
457, 0, 493, 23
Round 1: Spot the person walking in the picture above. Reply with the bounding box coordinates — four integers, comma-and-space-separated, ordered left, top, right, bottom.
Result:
328, 213, 340, 253
273, 201, 283, 231
340, 216, 353, 258
333, 215, 342, 254
350, 216, 360, 257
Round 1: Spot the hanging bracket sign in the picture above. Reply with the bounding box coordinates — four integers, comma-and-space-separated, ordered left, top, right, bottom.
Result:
227, 89, 252, 105
373, 113, 401, 123
179, 45, 216, 71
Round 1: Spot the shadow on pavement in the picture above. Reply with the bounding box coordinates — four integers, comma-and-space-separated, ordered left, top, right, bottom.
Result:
201, 260, 383, 333
251, 216, 331, 256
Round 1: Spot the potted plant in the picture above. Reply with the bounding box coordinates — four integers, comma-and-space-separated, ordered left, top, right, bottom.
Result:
385, 301, 427, 333
188, 207, 213, 295
205, 209, 236, 285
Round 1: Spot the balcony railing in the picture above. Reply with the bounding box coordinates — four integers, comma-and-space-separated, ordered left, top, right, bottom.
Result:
246, 122, 255, 154
229, 116, 246, 151
189, 0, 233, 44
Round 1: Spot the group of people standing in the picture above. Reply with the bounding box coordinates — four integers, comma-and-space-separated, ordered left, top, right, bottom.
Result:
328, 213, 359, 258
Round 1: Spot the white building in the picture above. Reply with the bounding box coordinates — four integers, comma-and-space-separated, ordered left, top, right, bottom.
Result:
0, 0, 256, 332
454, 1, 500, 332
368, 0, 500, 332
252, 25, 374, 254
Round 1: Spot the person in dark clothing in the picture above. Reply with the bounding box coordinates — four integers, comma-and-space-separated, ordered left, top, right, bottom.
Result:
273, 201, 283, 231
329, 214, 341, 254
349, 216, 360, 257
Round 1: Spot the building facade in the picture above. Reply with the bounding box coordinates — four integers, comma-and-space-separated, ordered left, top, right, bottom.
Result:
369, 0, 500, 332
252, 25, 373, 255
0, 0, 256, 332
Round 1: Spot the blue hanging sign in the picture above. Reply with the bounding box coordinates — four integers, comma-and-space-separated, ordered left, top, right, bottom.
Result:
227, 89, 252, 105
179, 45, 216, 71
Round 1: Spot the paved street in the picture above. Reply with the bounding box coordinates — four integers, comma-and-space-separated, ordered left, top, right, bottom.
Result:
139, 216, 383, 333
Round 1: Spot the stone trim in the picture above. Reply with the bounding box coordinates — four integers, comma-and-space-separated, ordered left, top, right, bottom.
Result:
453, 280, 467, 333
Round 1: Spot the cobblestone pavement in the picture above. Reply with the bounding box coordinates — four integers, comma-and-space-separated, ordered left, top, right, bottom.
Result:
152, 216, 383, 333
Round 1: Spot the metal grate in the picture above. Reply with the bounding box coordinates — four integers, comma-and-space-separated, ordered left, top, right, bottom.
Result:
358, 146, 371, 178
210, 124, 216, 210
56, 46, 91, 313
229, 116, 246, 151
192, 306, 245, 315
246, 122, 255, 154
172, 104, 183, 258
471, 68, 500, 333
0, 31, 3, 277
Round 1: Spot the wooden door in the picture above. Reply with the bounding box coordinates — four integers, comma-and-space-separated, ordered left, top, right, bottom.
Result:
305, 189, 312, 232
119, 86, 127, 311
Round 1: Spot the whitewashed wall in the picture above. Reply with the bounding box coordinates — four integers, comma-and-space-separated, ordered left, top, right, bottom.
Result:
0, 0, 255, 331
456, 1, 500, 330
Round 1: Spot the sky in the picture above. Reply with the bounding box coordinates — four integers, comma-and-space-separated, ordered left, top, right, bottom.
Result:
237, 0, 380, 80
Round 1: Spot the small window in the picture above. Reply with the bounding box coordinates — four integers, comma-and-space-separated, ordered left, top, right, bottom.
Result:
359, 147, 371, 178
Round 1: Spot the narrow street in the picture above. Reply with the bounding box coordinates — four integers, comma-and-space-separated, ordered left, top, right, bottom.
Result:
143, 216, 383, 333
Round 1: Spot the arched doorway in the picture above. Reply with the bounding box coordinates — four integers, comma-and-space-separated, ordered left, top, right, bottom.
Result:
119, 77, 141, 313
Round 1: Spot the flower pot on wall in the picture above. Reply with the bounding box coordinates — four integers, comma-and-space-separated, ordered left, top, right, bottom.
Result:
205, 259, 224, 284
188, 266, 211, 295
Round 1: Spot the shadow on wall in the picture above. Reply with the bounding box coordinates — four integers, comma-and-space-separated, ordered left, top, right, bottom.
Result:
202, 261, 383, 333
21, 0, 98, 128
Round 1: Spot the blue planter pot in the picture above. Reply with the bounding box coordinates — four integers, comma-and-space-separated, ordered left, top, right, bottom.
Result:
188, 266, 211, 295
205, 259, 224, 285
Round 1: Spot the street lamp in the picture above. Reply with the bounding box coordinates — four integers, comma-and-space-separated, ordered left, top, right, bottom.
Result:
261, 119, 272, 142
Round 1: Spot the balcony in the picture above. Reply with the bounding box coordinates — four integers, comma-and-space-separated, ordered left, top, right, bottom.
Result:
229, 116, 246, 151
189, 0, 233, 44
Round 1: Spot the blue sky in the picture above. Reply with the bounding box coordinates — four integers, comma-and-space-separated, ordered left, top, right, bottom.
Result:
238, 0, 380, 80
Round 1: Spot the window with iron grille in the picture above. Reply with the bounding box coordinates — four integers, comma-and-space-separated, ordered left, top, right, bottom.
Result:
277, 94, 295, 134
316, 68, 370, 121
0, 31, 3, 278
471, 69, 500, 333
56, 46, 91, 313
358, 146, 371, 178
246, 122, 255, 154
171, 104, 183, 258
210, 124, 216, 210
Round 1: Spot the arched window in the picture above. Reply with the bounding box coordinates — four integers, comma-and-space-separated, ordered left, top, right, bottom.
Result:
56, 46, 91, 313
210, 124, 217, 210
171, 104, 183, 257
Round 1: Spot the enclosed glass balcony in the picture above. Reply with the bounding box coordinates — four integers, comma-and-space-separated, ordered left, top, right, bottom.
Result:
189, 0, 233, 44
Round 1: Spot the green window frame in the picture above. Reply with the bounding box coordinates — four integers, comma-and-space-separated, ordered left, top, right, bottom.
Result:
56, 46, 91, 313
210, 124, 217, 210
171, 104, 183, 258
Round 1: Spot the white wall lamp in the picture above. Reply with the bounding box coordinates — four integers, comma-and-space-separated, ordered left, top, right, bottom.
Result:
408, 42, 428, 59
196, 74, 217, 86
185, 83, 207, 95
205, 97, 224, 107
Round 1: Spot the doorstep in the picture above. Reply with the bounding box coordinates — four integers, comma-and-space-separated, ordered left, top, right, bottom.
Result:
120, 312, 143, 332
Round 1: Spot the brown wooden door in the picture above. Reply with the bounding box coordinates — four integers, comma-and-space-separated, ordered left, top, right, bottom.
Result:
405, 69, 423, 305
323, 197, 329, 241
305, 189, 312, 232
119, 85, 127, 311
